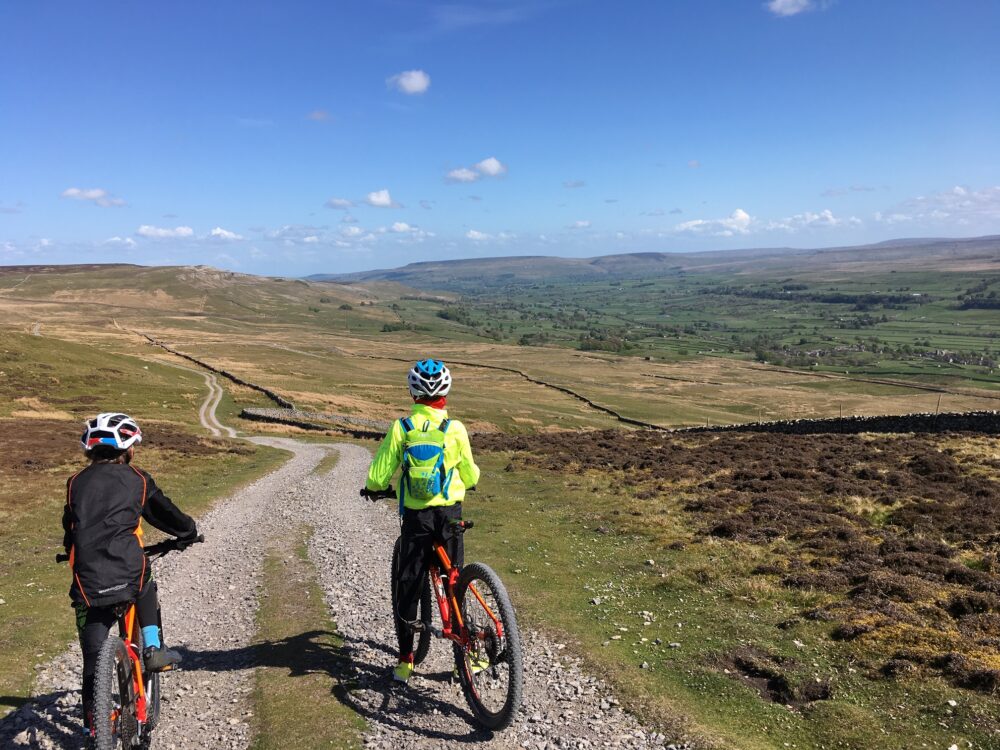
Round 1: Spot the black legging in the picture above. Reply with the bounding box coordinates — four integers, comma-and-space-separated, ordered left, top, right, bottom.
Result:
76, 580, 160, 725
395, 504, 463, 658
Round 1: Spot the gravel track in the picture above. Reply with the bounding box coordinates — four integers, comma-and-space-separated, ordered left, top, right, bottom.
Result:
0, 378, 681, 750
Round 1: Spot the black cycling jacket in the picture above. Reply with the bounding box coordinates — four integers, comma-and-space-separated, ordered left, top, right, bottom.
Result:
62, 462, 196, 607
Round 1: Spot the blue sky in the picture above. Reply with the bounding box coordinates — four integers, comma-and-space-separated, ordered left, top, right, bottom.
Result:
2, 0, 999, 275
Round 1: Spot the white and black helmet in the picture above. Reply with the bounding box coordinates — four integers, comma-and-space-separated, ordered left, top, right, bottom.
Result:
407, 359, 452, 398
81, 412, 143, 452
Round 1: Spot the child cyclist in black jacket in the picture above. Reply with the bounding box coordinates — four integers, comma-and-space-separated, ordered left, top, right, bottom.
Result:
63, 413, 199, 739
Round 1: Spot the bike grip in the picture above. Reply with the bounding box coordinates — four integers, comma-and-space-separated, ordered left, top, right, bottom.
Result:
55, 553, 70, 563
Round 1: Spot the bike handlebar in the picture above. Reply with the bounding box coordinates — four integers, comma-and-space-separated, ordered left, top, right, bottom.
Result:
360, 487, 397, 500
56, 534, 205, 564
359, 486, 477, 501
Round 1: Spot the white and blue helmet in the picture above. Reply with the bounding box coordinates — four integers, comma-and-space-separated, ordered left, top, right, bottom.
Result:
407, 359, 452, 398
81, 412, 143, 452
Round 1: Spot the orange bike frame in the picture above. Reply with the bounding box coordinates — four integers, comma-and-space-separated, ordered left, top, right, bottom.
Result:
429, 541, 504, 643
121, 604, 149, 723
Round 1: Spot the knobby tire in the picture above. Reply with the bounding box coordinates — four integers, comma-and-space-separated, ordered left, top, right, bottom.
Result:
453, 561, 524, 730
391, 536, 432, 665
93, 636, 136, 750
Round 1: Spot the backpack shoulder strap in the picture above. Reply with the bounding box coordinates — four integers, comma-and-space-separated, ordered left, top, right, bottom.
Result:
439, 418, 451, 433
400, 417, 414, 433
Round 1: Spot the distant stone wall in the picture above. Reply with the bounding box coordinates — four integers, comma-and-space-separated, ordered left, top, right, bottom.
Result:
239, 408, 386, 439
678, 410, 1000, 436
139, 334, 295, 409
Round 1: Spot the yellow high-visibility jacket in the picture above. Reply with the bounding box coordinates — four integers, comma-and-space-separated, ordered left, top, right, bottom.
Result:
365, 403, 480, 510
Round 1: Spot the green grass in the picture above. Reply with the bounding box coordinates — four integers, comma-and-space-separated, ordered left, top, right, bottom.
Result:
463, 453, 1000, 750
251, 527, 364, 750
310, 447, 341, 476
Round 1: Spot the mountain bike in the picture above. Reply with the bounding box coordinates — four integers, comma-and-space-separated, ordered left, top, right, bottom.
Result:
362, 488, 524, 730
57, 535, 203, 749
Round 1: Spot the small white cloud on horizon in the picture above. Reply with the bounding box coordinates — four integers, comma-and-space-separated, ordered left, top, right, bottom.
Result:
447, 167, 479, 183
563, 180, 586, 189
570, 220, 592, 229
766, 209, 858, 231
342, 225, 364, 237
209, 226, 244, 241
61, 187, 126, 208
766, 0, 813, 16
366, 189, 399, 208
103, 236, 137, 248
136, 224, 194, 239
387, 69, 431, 95
475, 157, 507, 177
676, 209, 753, 236
466, 229, 491, 241
326, 197, 355, 209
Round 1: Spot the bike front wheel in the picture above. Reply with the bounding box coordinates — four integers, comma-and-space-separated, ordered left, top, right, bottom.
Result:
93, 636, 138, 750
453, 562, 524, 730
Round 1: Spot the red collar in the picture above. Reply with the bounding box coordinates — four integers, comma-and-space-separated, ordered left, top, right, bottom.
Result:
415, 397, 447, 410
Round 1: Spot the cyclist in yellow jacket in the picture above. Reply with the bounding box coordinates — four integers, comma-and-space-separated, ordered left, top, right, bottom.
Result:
363, 358, 480, 683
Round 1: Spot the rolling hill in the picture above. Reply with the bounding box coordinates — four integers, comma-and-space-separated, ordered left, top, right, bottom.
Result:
310, 235, 1000, 292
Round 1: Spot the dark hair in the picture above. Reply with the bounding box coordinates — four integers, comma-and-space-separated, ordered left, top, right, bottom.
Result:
86, 445, 129, 462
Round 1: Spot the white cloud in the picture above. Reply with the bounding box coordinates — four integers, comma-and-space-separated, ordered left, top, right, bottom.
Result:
391, 222, 414, 233
61, 187, 126, 208
875, 185, 1000, 227
766, 209, 859, 231
466, 229, 491, 241
766, 0, 813, 16
325, 197, 355, 209
366, 189, 399, 208
387, 69, 431, 95
446, 156, 507, 184
676, 209, 753, 236
209, 226, 243, 241
563, 180, 586, 189
446, 167, 479, 183
677, 207, 858, 236
475, 156, 507, 177
103, 236, 137, 248
570, 220, 591, 229
342, 225, 364, 237
303, 235, 320, 243
136, 225, 194, 239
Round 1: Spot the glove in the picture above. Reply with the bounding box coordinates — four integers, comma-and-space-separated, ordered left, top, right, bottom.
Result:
359, 488, 373, 499
176, 527, 200, 550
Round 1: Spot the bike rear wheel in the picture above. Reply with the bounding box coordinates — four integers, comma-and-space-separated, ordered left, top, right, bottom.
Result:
454, 562, 524, 730
93, 636, 137, 750
391, 536, 432, 665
